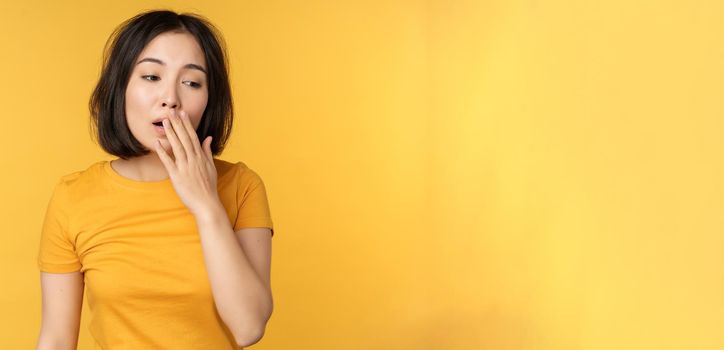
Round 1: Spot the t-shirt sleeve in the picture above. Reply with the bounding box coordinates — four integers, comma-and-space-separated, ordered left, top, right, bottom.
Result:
233, 164, 275, 237
37, 179, 82, 273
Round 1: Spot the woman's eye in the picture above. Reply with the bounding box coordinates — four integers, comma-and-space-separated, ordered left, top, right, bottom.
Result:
141, 75, 200, 88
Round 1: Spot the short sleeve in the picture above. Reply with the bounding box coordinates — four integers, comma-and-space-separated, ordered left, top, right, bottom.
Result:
233, 164, 275, 236
37, 179, 82, 273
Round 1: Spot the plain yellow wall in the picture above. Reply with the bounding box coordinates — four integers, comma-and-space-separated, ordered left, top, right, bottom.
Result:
1, 0, 722, 349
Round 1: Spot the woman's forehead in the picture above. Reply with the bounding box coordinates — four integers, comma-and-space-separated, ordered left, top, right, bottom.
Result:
136, 31, 206, 69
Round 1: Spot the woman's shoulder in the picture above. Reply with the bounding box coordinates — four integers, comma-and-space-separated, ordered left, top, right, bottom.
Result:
213, 158, 256, 182
212, 157, 237, 174
56, 161, 106, 186
213, 159, 269, 193
47, 161, 106, 206
53, 160, 108, 191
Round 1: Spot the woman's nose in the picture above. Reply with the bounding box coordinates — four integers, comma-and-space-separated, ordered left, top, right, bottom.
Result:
161, 84, 180, 108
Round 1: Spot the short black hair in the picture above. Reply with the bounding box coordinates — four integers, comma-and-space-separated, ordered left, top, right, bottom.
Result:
89, 9, 233, 159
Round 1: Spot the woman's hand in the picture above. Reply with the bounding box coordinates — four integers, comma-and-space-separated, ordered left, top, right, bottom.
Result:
153, 109, 221, 218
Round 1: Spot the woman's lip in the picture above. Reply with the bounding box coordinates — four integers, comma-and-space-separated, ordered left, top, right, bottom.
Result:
154, 123, 166, 136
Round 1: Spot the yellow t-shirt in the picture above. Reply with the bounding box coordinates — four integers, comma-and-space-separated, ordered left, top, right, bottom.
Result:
37, 158, 274, 349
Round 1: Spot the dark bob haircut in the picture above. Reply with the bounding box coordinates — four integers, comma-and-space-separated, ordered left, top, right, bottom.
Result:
89, 10, 233, 159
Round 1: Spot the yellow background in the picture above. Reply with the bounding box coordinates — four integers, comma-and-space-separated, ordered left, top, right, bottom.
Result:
1, 0, 722, 349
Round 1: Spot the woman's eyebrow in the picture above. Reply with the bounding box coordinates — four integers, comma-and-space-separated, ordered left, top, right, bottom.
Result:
136, 57, 207, 75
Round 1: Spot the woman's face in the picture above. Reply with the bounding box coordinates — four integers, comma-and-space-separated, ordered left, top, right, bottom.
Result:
125, 31, 209, 153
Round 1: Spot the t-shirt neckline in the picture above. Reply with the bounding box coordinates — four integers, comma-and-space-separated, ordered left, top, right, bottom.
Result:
102, 160, 173, 191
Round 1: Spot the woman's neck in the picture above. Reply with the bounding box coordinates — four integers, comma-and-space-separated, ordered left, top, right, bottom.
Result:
110, 154, 171, 182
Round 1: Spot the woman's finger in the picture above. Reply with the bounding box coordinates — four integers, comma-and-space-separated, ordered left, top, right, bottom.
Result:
204, 136, 213, 162
163, 116, 187, 166
154, 138, 175, 173
179, 111, 203, 158
200, 136, 213, 174
168, 110, 195, 161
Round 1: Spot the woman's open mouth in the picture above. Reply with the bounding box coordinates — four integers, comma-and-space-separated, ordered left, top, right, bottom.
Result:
153, 121, 166, 135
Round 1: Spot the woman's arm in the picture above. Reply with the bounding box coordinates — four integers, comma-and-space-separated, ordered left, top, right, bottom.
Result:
194, 208, 273, 348
36, 271, 84, 350
152, 111, 273, 347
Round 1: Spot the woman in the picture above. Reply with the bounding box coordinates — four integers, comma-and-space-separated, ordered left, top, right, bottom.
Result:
36, 10, 274, 349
